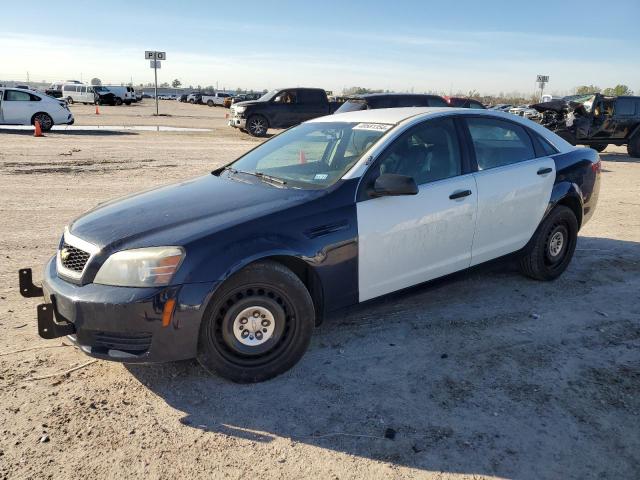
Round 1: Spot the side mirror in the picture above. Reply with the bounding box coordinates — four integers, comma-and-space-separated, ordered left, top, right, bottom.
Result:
371, 173, 418, 197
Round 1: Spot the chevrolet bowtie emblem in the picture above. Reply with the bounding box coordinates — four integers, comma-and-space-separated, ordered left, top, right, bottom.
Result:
60, 248, 70, 262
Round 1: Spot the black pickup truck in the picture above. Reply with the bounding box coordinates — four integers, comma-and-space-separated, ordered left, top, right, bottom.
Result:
533, 94, 640, 157
229, 88, 340, 136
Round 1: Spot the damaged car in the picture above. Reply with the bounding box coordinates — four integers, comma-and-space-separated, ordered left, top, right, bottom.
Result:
532, 94, 640, 156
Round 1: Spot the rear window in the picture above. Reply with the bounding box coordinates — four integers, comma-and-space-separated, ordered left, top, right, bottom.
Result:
298, 89, 325, 104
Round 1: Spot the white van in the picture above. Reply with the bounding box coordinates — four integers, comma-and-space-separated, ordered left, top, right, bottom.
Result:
104, 86, 133, 105
62, 84, 96, 105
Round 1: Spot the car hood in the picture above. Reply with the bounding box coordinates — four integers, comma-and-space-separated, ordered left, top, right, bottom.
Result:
69, 173, 321, 250
232, 100, 265, 108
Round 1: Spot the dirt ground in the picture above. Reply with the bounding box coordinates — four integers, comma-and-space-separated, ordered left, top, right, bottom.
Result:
0, 101, 639, 480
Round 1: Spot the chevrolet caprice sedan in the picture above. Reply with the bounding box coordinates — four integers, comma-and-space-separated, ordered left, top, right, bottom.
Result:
20, 107, 601, 382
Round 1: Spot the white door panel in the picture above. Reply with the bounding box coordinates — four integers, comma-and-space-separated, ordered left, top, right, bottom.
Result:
471, 157, 555, 265
358, 175, 477, 302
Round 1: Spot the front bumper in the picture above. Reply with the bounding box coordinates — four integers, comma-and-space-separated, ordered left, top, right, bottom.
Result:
20, 258, 218, 363
228, 115, 246, 129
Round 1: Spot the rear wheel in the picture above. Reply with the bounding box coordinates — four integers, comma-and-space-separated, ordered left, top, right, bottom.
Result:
197, 261, 315, 383
246, 115, 268, 137
66, 96, 74, 105
189, 99, 195, 104
32, 113, 53, 131
207, 100, 214, 107
519, 206, 578, 281
628, 135, 640, 158
591, 143, 607, 152
115, 97, 123, 106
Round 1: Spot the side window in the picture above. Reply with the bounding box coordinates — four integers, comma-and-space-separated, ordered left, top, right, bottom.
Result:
5, 90, 32, 101
428, 97, 448, 107
29, 93, 41, 101
615, 99, 636, 116
466, 117, 535, 170
533, 132, 559, 156
375, 118, 462, 186
274, 90, 297, 104
298, 90, 323, 104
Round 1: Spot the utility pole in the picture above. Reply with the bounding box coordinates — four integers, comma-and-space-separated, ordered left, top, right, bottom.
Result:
145, 51, 167, 116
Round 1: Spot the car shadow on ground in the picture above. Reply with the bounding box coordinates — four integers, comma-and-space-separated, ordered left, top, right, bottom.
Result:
0, 128, 138, 136
127, 236, 640, 478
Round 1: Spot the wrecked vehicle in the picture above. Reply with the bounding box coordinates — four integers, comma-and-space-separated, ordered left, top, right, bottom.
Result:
532, 94, 640, 156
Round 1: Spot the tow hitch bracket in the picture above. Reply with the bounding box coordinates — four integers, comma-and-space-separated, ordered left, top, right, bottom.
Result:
19, 268, 44, 298
38, 303, 75, 339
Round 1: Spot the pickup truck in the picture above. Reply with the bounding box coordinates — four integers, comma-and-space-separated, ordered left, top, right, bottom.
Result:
202, 91, 231, 107
229, 88, 340, 136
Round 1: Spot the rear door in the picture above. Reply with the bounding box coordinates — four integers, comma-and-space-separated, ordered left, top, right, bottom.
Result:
296, 89, 328, 122
463, 116, 555, 265
0, 90, 4, 123
357, 117, 477, 301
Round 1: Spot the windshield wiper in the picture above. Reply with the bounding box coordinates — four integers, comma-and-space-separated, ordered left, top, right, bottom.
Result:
224, 167, 287, 185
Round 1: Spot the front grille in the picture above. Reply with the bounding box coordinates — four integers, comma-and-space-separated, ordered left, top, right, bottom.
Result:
92, 331, 153, 353
60, 243, 90, 273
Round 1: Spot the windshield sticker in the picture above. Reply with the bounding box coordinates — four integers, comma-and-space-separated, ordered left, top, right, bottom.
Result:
314, 173, 329, 180
353, 123, 393, 132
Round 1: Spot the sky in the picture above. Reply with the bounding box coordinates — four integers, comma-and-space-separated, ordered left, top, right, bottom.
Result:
1, 0, 639, 96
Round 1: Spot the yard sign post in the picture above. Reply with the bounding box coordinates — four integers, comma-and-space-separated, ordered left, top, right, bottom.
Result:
145, 51, 167, 116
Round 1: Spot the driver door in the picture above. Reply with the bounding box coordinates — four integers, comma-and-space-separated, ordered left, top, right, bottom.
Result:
356, 118, 477, 302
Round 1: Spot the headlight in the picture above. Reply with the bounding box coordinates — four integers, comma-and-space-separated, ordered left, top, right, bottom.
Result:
234, 106, 246, 113
94, 247, 185, 287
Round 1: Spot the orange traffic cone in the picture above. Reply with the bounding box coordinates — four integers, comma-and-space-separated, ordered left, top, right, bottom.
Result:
34, 120, 43, 137
299, 150, 307, 164
95, 105, 100, 115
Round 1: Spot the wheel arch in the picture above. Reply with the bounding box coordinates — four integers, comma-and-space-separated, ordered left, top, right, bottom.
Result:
546, 182, 584, 229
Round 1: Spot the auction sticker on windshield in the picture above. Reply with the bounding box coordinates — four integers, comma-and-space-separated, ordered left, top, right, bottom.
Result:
353, 123, 393, 131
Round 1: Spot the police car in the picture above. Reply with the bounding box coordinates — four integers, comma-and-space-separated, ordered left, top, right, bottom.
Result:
20, 107, 601, 382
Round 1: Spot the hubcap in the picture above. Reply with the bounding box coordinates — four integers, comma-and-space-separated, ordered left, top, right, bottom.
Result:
548, 231, 564, 257
233, 306, 275, 346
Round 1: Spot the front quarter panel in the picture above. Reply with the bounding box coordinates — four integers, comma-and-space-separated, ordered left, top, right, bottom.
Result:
181, 179, 361, 313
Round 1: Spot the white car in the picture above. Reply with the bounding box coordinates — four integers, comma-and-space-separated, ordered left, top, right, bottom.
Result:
0, 87, 74, 130
202, 92, 231, 107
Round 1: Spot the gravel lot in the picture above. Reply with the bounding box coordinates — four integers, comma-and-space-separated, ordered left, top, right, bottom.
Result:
1, 101, 638, 480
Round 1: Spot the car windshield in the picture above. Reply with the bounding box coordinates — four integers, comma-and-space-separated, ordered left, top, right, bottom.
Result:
258, 90, 279, 102
227, 121, 392, 188
335, 99, 367, 114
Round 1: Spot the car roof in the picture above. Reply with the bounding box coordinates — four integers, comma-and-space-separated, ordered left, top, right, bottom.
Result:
309, 107, 452, 124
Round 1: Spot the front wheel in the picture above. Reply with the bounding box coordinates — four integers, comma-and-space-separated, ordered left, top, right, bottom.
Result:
197, 261, 315, 383
246, 115, 268, 137
519, 206, 578, 281
115, 97, 123, 106
66, 96, 74, 105
591, 143, 607, 153
207, 100, 214, 107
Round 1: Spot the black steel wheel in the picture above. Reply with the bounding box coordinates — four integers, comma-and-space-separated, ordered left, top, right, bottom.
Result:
198, 261, 315, 383
519, 206, 578, 281
591, 143, 607, 152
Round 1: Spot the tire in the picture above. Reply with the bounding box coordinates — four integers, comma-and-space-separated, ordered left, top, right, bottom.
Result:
591, 143, 607, 153
66, 96, 74, 105
207, 100, 214, 107
32, 113, 53, 131
197, 260, 315, 383
246, 115, 269, 137
189, 99, 195, 104
627, 135, 640, 158
556, 130, 576, 146
124, 101, 131, 105
519, 206, 578, 281
115, 97, 123, 106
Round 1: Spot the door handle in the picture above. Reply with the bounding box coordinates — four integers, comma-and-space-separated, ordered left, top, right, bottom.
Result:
449, 189, 472, 200
537, 167, 553, 175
